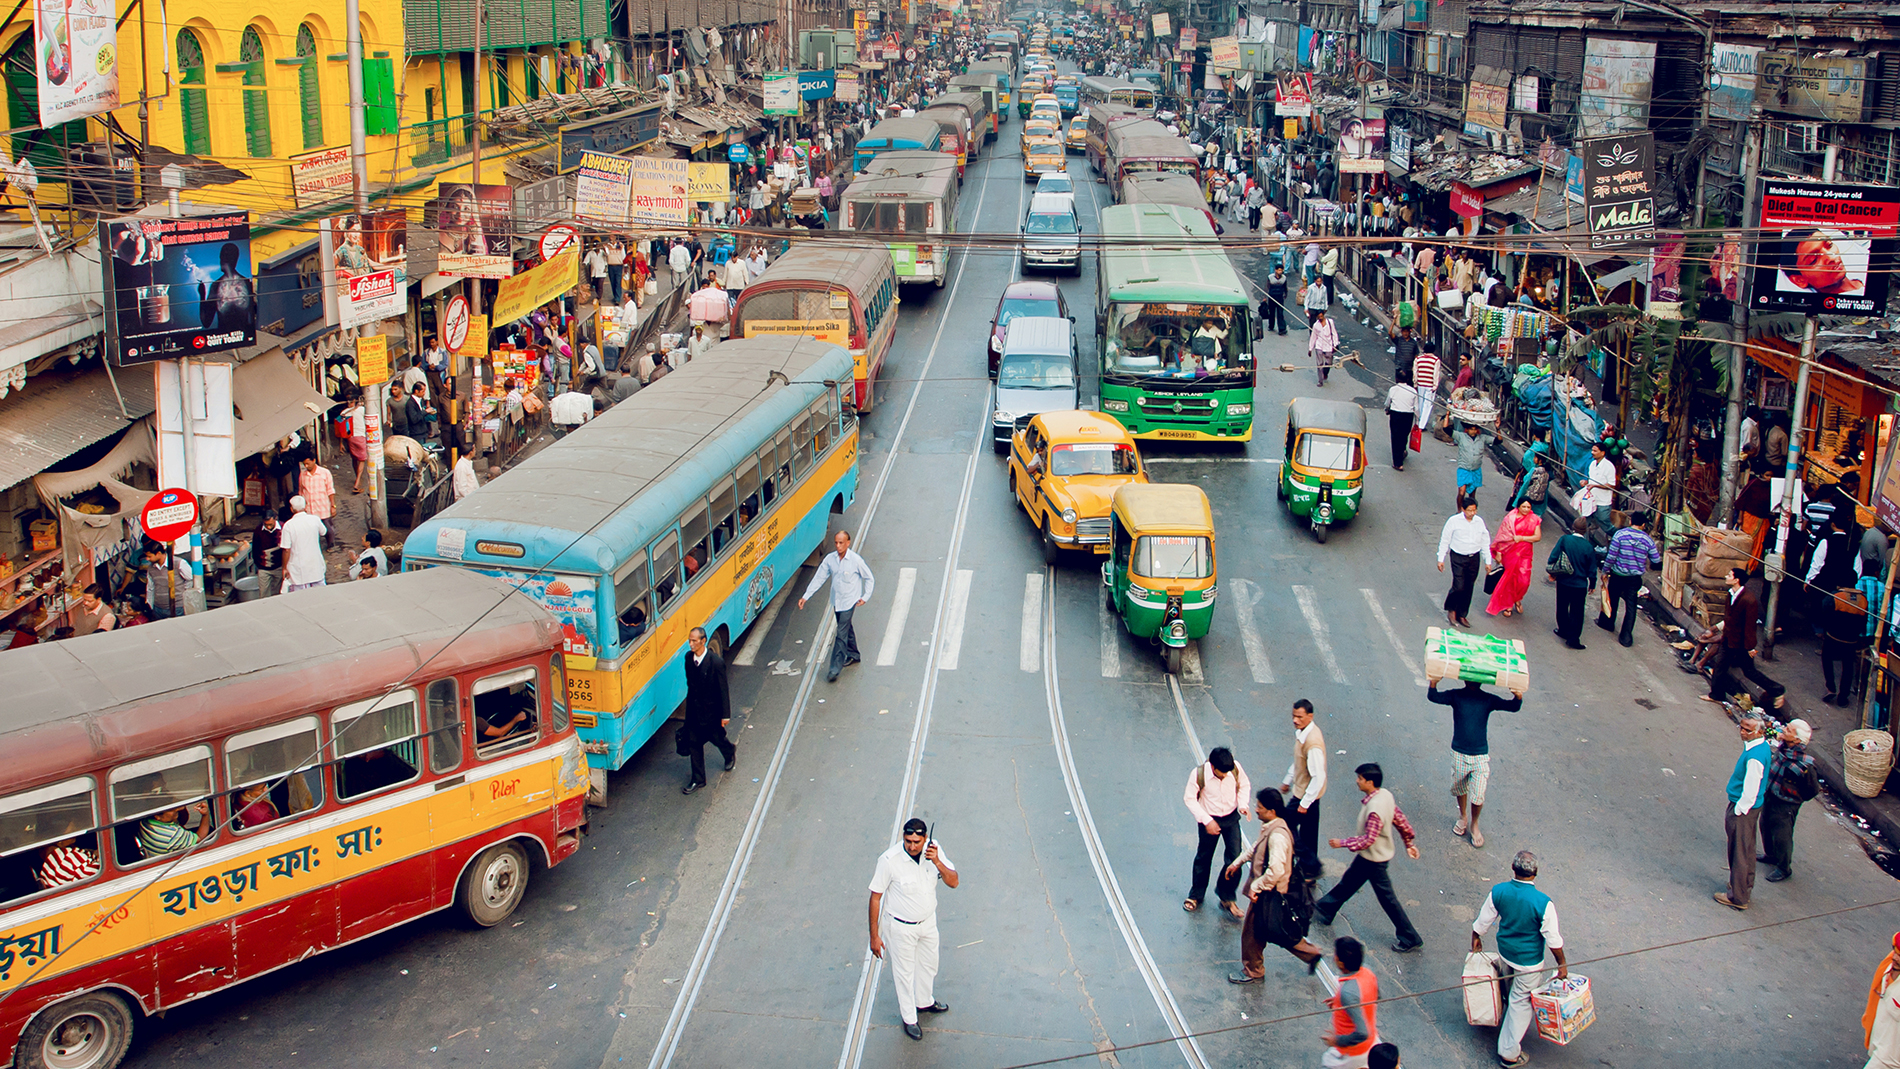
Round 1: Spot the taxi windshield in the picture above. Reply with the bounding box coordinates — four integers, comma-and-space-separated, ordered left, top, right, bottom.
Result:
1297, 432, 1361, 471
1052, 443, 1138, 477
1135, 535, 1212, 580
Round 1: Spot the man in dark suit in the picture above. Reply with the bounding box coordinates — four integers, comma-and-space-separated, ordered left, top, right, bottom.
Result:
680, 626, 736, 794
1702, 567, 1786, 709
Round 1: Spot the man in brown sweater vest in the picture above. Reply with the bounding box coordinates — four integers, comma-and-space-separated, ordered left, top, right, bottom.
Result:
1279, 699, 1328, 882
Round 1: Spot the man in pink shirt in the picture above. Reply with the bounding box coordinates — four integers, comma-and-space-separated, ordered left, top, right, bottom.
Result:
298, 456, 337, 546
1184, 746, 1252, 918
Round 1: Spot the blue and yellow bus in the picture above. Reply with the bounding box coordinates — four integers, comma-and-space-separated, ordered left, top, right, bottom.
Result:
404, 337, 860, 795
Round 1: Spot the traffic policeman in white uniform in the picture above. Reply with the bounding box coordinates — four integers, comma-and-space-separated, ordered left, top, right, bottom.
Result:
868, 818, 959, 1040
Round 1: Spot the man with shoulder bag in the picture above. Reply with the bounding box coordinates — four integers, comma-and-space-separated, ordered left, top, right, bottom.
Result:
1227, 787, 1325, 983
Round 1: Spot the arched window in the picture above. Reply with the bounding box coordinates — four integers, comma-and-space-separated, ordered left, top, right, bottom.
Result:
175, 30, 209, 155
296, 25, 322, 150
240, 26, 271, 158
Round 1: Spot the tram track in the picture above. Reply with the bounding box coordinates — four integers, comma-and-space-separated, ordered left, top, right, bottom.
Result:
1041, 566, 1211, 1069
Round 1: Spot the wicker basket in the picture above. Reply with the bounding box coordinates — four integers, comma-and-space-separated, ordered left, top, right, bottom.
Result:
1843, 729, 1895, 798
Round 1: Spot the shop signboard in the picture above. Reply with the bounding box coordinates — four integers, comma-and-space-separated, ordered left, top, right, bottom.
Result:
1209, 36, 1239, 71
290, 147, 352, 209
1178, 27, 1198, 50
1565, 152, 1585, 203
355, 333, 389, 386
688, 162, 731, 202
1580, 133, 1656, 248
836, 69, 861, 103
1274, 72, 1312, 117
1877, 432, 1900, 533
105, 211, 256, 366
558, 105, 663, 171
1514, 74, 1539, 114
574, 150, 634, 225
1579, 38, 1656, 137
34, 0, 118, 126
1151, 12, 1170, 36
491, 246, 580, 325
630, 157, 690, 226
431, 183, 514, 278
1710, 44, 1762, 122
1386, 126, 1411, 172
799, 69, 836, 100
744, 320, 849, 346
1751, 180, 1900, 316
1465, 80, 1508, 131
1758, 52, 1867, 123
1449, 182, 1483, 218
764, 72, 801, 116
514, 174, 572, 231
319, 212, 408, 329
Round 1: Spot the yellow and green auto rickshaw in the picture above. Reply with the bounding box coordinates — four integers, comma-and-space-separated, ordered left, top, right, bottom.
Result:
1103, 483, 1216, 675
1278, 398, 1367, 543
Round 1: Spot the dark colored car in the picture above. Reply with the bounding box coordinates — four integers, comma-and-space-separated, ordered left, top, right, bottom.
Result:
988, 279, 1071, 376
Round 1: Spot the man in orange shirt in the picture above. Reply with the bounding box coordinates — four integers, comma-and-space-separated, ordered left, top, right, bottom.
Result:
1321, 936, 1380, 1067
298, 456, 337, 546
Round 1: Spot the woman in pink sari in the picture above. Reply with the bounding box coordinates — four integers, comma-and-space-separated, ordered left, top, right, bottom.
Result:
1486, 500, 1544, 617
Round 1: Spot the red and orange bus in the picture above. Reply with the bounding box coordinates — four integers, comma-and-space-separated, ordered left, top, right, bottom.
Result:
732, 240, 900, 412
0, 568, 587, 1069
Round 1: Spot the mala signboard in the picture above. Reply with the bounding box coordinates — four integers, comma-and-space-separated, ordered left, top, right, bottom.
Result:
1579, 134, 1656, 249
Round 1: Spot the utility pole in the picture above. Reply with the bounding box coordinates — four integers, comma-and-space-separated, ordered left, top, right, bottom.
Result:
1714, 113, 1763, 528
347, 0, 387, 529
1761, 143, 1838, 657
469, 0, 486, 391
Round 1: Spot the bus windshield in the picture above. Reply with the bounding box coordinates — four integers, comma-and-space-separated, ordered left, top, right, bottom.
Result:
1135, 535, 1212, 580
1103, 302, 1252, 379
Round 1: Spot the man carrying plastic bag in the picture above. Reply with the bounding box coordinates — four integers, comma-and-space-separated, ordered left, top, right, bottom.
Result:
1471, 850, 1568, 1067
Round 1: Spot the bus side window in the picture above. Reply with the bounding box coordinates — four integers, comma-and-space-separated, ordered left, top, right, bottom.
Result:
473, 667, 541, 758
810, 398, 832, 453
332, 692, 422, 802
225, 717, 325, 835
681, 504, 710, 585
793, 414, 815, 475
549, 654, 570, 734
839, 384, 857, 431
738, 462, 763, 530
757, 446, 779, 507
774, 431, 794, 493
0, 777, 98, 904
613, 550, 652, 647
426, 679, 463, 774
110, 746, 216, 867
651, 531, 683, 610
710, 479, 739, 559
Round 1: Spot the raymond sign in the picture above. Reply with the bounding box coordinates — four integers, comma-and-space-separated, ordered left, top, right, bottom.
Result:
355, 333, 389, 386
744, 320, 849, 347
630, 157, 689, 225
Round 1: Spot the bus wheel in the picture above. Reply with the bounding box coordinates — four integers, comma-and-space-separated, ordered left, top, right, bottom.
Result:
19, 991, 133, 1069
459, 841, 531, 928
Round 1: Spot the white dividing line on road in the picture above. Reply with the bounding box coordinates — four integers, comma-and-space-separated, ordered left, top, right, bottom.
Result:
1099, 591, 1122, 678
1630, 656, 1682, 704
874, 567, 919, 666
1045, 571, 1211, 1069
637, 146, 1001, 1069
729, 580, 795, 667
938, 570, 974, 670
1229, 577, 1275, 684
1020, 572, 1044, 672
1167, 674, 1206, 765
1292, 584, 1349, 683
1360, 588, 1429, 688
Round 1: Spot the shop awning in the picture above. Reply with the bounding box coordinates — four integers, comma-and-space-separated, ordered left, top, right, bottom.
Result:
1483, 175, 1568, 222
0, 300, 104, 380
0, 362, 155, 492
232, 348, 331, 457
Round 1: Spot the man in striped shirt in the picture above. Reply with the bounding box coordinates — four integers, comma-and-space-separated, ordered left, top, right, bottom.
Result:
137, 801, 209, 859
36, 838, 99, 889
1597, 510, 1661, 647
1412, 349, 1444, 442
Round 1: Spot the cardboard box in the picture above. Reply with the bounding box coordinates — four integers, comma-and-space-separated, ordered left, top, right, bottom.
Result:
28, 519, 55, 553
1424, 627, 1530, 691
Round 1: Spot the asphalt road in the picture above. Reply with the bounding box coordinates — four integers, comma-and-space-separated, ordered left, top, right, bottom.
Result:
128, 87, 1898, 1069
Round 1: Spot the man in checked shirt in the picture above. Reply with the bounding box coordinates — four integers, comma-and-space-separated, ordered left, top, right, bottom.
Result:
1313, 763, 1425, 954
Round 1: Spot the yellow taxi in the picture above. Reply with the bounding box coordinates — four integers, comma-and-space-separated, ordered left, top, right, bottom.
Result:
1066, 115, 1089, 154
1023, 137, 1068, 180
1020, 118, 1062, 150
1009, 410, 1149, 562
1030, 95, 1062, 124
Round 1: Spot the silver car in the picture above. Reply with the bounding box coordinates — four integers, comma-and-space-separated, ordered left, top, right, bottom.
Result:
992, 316, 1079, 452
1022, 192, 1081, 274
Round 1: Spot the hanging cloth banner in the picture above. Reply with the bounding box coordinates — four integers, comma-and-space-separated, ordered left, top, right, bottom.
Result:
492, 246, 581, 325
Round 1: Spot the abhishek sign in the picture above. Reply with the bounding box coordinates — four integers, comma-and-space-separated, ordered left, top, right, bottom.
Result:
1751, 180, 1900, 316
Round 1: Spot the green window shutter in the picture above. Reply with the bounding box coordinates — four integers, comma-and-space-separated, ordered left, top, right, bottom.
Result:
241, 27, 271, 158
176, 31, 209, 155
526, 54, 540, 99
362, 57, 396, 136
297, 26, 323, 149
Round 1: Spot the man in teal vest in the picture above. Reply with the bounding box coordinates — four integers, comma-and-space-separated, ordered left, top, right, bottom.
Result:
1717, 715, 1770, 911
1472, 850, 1567, 1068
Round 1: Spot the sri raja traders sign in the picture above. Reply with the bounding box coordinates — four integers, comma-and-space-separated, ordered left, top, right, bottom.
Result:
105, 212, 256, 366
1579, 134, 1656, 249
33, 0, 118, 126
1751, 180, 1900, 316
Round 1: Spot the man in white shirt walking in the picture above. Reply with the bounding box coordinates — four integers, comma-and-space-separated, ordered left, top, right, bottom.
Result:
1279, 699, 1329, 882
1437, 498, 1493, 628
800, 529, 875, 682
452, 452, 481, 501
281, 495, 329, 592
868, 818, 958, 1041
1183, 746, 1252, 917
1583, 441, 1618, 537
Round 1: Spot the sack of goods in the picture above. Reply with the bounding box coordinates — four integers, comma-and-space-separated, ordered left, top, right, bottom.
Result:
1530, 975, 1596, 1045
1692, 526, 1753, 582
1424, 627, 1531, 691
1462, 951, 1508, 1027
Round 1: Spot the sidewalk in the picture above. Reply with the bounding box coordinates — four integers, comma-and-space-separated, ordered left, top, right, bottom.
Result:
1330, 263, 1900, 854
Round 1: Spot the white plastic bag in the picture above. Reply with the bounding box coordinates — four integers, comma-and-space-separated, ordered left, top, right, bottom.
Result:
1462, 951, 1507, 1027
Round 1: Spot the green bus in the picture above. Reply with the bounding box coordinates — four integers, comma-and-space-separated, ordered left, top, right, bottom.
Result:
1096, 204, 1257, 442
